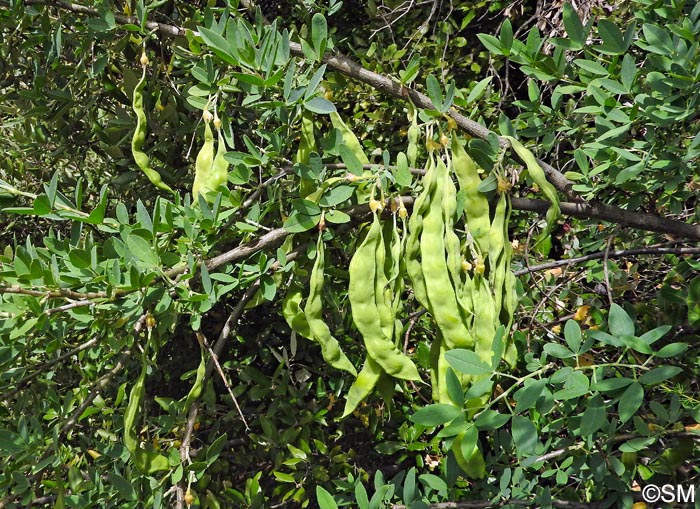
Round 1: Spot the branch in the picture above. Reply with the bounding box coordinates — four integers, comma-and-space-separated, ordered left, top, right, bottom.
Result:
514, 245, 700, 276
513, 197, 700, 240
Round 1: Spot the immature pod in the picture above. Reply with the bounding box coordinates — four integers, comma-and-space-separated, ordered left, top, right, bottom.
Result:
330, 111, 369, 164
295, 112, 316, 165
123, 355, 170, 473
419, 157, 472, 350
295, 112, 316, 198
183, 348, 206, 413
131, 63, 174, 194
303, 234, 357, 376
503, 135, 561, 245
487, 192, 509, 318
406, 155, 436, 309
450, 137, 490, 256
406, 106, 420, 168
349, 214, 420, 381
208, 128, 230, 192
443, 154, 474, 324
192, 116, 215, 200
282, 282, 313, 340
430, 334, 452, 404
341, 356, 384, 418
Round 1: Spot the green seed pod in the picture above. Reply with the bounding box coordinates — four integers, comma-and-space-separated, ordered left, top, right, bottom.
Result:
192, 116, 215, 201
131, 65, 174, 194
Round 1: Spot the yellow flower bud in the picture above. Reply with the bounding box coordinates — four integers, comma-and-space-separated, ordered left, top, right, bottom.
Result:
184, 489, 194, 506
369, 198, 383, 212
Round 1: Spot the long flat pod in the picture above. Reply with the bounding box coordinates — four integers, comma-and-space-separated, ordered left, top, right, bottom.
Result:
450, 137, 489, 257
349, 214, 419, 380
406, 155, 436, 309
503, 135, 561, 244
341, 356, 384, 418
192, 119, 215, 200
419, 157, 472, 350
131, 62, 174, 194
303, 234, 357, 376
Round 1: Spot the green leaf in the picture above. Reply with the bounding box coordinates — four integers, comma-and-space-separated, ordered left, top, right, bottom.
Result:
319, 185, 354, 207
445, 368, 464, 406
513, 378, 548, 413
467, 76, 492, 104
273, 471, 295, 483
512, 415, 538, 456
418, 474, 447, 492
491, 325, 505, 370
474, 410, 510, 430
206, 434, 228, 466
597, 19, 626, 54
403, 467, 416, 505
445, 349, 492, 375
564, 320, 582, 353
355, 482, 369, 509
316, 486, 338, 509
562, 3, 586, 48
32, 194, 52, 215
642, 23, 674, 55
304, 97, 336, 114
68, 249, 91, 270
126, 235, 159, 269
596, 123, 630, 144
399, 53, 421, 85
687, 277, 700, 326
639, 366, 683, 385
500, 19, 513, 54
305, 65, 326, 100
409, 404, 461, 427
580, 395, 607, 435
591, 377, 634, 392
553, 371, 589, 400
325, 209, 351, 224
425, 74, 443, 111
0, 430, 26, 453
394, 152, 412, 188
608, 303, 635, 337
619, 335, 653, 355
574, 59, 609, 76
107, 472, 137, 501
283, 211, 320, 233
588, 329, 624, 348
311, 13, 327, 60
477, 33, 504, 55
655, 342, 688, 358
618, 382, 643, 424
338, 145, 364, 176
619, 436, 656, 453
543, 343, 575, 359
198, 27, 238, 66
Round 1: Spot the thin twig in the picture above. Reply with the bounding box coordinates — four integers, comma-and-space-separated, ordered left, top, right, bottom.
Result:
198, 331, 249, 430
175, 281, 260, 509
513, 245, 700, 276
1, 336, 100, 403
602, 234, 615, 306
